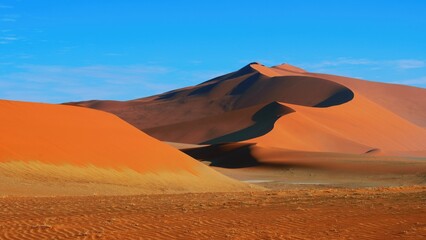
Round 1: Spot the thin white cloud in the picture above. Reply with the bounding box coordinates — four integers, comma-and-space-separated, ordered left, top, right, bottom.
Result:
395, 60, 425, 69
392, 76, 426, 86
0, 64, 177, 103
0, 63, 234, 102
103, 53, 123, 57
0, 36, 18, 44
0, 36, 17, 41
298, 57, 426, 89
303, 57, 425, 70
307, 58, 374, 68
0, 14, 19, 22
181, 70, 227, 84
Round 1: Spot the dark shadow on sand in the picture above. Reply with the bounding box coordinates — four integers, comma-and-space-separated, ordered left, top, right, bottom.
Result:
202, 102, 295, 144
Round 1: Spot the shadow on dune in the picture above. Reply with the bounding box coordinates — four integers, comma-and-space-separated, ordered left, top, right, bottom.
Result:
315, 88, 354, 107
183, 143, 426, 174
183, 143, 260, 168
202, 102, 295, 144
182, 143, 303, 169
231, 76, 356, 109
230, 73, 263, 95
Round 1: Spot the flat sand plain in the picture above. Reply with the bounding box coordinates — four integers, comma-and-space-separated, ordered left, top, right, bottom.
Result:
0, 185, 424, 240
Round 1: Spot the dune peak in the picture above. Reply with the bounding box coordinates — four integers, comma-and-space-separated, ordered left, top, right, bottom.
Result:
241, 62, 280, 77
248, 61, 262, 66
272, 63, 307, 73
237, 62, 306, 77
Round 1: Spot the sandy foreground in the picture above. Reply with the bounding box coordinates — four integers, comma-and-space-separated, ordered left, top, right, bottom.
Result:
0, 185, 425, 240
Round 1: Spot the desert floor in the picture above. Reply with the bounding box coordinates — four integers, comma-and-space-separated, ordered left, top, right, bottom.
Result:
1, 184, 425, 240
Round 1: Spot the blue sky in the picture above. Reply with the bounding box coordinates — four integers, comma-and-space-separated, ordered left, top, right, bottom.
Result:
1, 0, 425, 103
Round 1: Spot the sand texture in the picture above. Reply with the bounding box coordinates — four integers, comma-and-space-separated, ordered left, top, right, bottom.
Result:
0, 186, 424, 240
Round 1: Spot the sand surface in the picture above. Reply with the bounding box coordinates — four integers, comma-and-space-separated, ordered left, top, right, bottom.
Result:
0, 100, 248, 195
0, 186, 424, 240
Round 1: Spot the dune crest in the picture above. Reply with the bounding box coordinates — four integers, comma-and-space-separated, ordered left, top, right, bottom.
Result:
272, 63, 307, 73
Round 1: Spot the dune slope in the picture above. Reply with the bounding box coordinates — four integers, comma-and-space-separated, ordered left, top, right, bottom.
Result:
0, 100, 249, 196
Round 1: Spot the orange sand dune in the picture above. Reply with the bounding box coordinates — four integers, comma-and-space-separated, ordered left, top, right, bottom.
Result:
67, 63, 355, 129
312, 73, 426, 127
250, 97, 426, 153
68, 62, 426, 158
0, 100, 249, 196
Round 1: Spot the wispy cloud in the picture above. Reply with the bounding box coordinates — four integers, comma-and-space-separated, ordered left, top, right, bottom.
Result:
181, 70, 227, 84
0, 35, 18, 44
103, 53, 124, 57
0, 36, 17, 41
298, 57, 426, 88
304, 57, 425, 70
306, 58, 373, 68
391, 76, 426, 86
0, 14, 19, 22
0, 8, 20, 43
394, 60, 425, 69
0, 64, 177, 103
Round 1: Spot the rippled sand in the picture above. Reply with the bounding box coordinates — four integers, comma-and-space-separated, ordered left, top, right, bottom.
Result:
0, 186, 424, 239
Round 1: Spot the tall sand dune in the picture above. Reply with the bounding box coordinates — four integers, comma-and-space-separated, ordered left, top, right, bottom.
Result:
67, 62, 426, 169
0, 100, 250, 196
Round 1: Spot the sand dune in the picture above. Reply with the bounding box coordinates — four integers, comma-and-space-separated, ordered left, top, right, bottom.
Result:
250, 97, 426, 153
67, 63, 355, 129
68, 62, 426, 170
312, 72, 426, 127
0, 100, 250, 196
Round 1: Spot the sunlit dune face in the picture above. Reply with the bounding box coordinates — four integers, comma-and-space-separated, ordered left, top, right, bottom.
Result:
0, 100, 251, 195
0, 100, 199, 173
